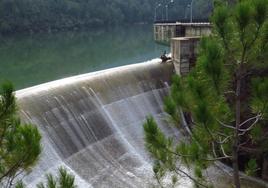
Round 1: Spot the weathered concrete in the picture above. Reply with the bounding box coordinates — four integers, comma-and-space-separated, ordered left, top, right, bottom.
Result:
16, 60, 181, 188
171, 36, 200, 75
154, 22, 211, 43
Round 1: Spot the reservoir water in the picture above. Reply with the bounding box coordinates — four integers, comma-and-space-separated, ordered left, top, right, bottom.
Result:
0, 24, 168, 90
2, 24, 265, 188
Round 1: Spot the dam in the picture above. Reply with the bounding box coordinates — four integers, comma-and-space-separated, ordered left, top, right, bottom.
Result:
16, 60, 184, 187
15, 59, 268, 188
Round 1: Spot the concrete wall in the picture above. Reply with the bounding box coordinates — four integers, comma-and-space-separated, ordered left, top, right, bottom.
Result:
171, 37, 200, 75
154, 24, 177, 44
16, 61, 180, 187
154, 23, 211, 44
185, 26, 211, 37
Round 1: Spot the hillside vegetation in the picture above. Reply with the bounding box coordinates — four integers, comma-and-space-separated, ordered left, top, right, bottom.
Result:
0, 0, 212, 34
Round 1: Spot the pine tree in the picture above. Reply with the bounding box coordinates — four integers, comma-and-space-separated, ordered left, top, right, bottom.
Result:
144, 0, 268, 187
0, 82, 76, 187
0, 81, 41, 188
16, 167, 77, 188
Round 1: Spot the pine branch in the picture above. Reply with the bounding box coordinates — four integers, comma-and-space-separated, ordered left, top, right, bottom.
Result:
164, 145, 231, 162
204, 125, 231, 145
220, 139, 232, 158
238, 115, 261, 136
159, 130, 231, 162
7, 169, 24, 188
205, 156, 232, 161
179, 119, 231, 159
219, 135, 233, 144
211, 142, 218, 158
154, 174, 164, 188
216, 114, 261, 135
245, 24, 261, 53
4, 175, 12, 188
173, 168, 209, 188
216, 131, 230, 137
0, 153, 27, 182
216, 119, 236, 130
238, 114, 262, 128
0, 160, 24, 183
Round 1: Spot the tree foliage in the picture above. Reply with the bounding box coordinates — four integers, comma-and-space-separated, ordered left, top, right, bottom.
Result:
144, 0, 268, 187
16, 167, 77, 188
0, 83, 74, 187
0, 81, 41, 188
0, 0, 213, 34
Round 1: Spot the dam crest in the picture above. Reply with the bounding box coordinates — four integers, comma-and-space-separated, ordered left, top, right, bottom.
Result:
16, 60, 182, 188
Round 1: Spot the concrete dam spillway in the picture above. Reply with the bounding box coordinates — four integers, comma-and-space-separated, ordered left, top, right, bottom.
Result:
16, 60, 180, 188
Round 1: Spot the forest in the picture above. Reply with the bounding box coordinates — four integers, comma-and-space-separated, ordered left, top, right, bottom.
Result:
0, 0, 212, 34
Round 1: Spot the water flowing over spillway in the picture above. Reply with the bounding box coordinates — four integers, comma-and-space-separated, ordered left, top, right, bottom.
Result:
16, 60, 180, 188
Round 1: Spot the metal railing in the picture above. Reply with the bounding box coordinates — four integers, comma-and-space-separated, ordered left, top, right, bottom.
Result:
154, 18, 210, 24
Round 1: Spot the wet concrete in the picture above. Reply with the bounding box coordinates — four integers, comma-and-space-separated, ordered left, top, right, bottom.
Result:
16, 60, 179, 187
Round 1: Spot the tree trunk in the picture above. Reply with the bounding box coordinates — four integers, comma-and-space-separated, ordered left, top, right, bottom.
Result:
232, 145, 240, 188
233, 71, 241, 188
262, 156, 268, 181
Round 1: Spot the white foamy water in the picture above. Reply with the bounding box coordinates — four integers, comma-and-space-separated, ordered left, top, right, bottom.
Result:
16, 59, 181, 188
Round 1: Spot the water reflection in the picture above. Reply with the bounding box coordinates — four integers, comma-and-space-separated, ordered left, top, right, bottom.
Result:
0, 25, 168, 89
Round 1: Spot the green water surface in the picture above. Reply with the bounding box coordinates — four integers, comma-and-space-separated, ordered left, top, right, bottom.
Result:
0, 25, 168, 90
